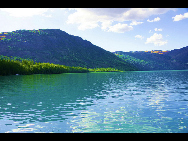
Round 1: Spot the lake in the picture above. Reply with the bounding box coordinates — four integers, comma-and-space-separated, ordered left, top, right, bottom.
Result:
0, 70, 188, 133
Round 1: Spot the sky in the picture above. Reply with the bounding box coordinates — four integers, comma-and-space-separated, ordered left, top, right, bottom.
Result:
0, 8, 188, 52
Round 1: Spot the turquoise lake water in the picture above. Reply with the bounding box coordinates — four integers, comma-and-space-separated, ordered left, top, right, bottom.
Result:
0, 70, 188, 133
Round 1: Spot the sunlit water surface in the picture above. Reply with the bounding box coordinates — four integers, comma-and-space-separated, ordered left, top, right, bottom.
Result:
0, 70, 188, 133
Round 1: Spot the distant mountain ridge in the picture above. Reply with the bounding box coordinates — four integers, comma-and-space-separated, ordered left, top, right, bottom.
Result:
0, 29, 137, 71
113, 46, 188, 71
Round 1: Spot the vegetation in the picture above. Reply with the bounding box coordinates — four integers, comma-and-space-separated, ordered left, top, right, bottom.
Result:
88, 67, 121, 72
0, 55, 87, 75
114, 53, 156, 71
0, 29, 137, 71
0, 55, 122, 76
2, 29, 187, 72
114, 48, 188, 71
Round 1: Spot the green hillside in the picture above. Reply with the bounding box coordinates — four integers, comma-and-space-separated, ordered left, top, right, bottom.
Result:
0, 29, 137, 71
113, 47, 188, 71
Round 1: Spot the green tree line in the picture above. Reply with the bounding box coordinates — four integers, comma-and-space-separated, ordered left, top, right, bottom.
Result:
0, 55, 122, 76
88, 68, 121, 72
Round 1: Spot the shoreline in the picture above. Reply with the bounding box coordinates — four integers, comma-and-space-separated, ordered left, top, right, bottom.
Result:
2, 69, 188, 77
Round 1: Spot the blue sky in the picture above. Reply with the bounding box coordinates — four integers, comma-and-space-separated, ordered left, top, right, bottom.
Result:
0, 8, 187, 52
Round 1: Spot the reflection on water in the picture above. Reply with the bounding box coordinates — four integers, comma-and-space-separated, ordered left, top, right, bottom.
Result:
0, 71, 188, 133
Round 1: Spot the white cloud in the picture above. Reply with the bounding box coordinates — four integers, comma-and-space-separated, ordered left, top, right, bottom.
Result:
67, 8, 175, 32
154, 28, 162, 31
0, 8, 49, 17
147, 17, 160, 22
135, 35, 144, 40
108, 23, 133, 33
67, 9, 101, 30
121, 8, 174, 21
130, 21, 143, 25
101, 21, 113, 31
172, 12, 188, 21
78, 22, 99, 30
145, 33, 167, 46
149, 30, 153, 33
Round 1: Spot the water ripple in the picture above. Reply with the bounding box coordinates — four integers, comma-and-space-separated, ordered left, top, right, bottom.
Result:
0, 71, 188, 132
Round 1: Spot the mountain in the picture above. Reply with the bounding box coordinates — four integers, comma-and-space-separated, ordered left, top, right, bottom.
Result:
0, 29, 137, 71
113, 46, 188, 71
166, 47, 188, 67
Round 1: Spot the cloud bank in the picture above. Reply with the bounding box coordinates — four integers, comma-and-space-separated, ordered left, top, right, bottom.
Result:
66, 8, 175, 33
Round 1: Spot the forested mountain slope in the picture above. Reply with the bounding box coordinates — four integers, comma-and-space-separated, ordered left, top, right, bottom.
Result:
0, 29, 137, 71
113, 46, 188, 71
